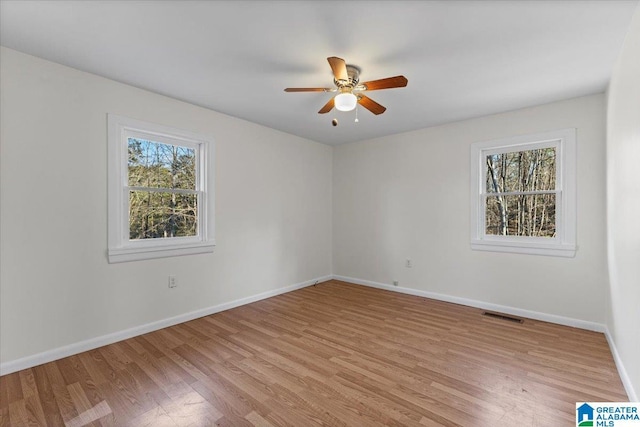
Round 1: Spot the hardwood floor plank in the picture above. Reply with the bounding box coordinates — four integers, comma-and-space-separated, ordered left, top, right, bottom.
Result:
526, 370, 627, 401
390, 384, 478, 426
31, 364, 64, 427
43, 363, 78, 423
0, 376, 9, 414
95, 380, 141, 423
126, 405, 176, 427
92, 356, 157, 423
204, 359, 274, 404
300, 375, 393, 427
7, 401, 28, 427
0, 280, 628, 426
203, 334, 255, 360
326, 375, 423, 426
0, 408, 9, 427
252, 345, 329, 386
169, 347, 273, 417
76, 351, 110, 387
17, 371, 36, 399
232, 355, 307, 394
245, 410, 275, 427
117, 343, 191, 402
262, 383, 340, 427
190, 379, 255, 421
65, 383, 112, 427
204, 314, 241, 335
3, 374, 22, 405
23, 395, 47, 427
131, 335, 166, 359
161, 390, 223, 426
124, 361, 172, 408
211, 414, 255, 427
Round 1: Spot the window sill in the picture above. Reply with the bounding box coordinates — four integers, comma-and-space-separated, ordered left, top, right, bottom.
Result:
471, 239, 576, 258
108, 241, 215, 263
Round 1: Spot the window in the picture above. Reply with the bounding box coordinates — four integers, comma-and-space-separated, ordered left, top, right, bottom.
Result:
108, 115, 214, 263
470, 129, 576, 257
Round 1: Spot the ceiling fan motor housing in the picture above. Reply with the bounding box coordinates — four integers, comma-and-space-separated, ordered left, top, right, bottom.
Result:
334, 65, 361, 90
284, 56, 407, 115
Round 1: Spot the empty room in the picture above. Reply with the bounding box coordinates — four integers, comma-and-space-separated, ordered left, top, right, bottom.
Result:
1, 1, 639, 426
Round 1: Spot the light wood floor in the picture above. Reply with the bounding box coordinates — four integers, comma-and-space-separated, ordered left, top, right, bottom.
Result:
0, 280, 627, 426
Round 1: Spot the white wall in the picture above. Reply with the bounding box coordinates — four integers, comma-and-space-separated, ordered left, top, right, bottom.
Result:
0, 47, 332, 367
333, 94, 608, 324
606, 5, 640, 401
1, 39, 634, 394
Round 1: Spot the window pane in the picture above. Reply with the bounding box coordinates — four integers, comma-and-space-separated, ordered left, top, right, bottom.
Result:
486, 148, 556, 193
129, 191, 198, 240
485, 194, 556, 237
128, 138, 196, 190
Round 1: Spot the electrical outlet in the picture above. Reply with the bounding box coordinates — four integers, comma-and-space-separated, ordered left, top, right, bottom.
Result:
406, 259, 413, 268
393, 280, 399, 286
168, 275, 177, 288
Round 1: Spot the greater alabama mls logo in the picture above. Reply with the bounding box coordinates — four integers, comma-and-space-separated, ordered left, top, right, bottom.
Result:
578, 403, 595, 426
577, 402, 640, 427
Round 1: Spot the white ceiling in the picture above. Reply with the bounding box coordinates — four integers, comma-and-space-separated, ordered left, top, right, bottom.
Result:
1, 1, 637, 145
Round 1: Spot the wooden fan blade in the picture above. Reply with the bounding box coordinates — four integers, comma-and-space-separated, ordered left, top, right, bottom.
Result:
361, 75, 408, 91
358, 95, 386, 115
318, 98, 335, 114
284, 87, 331, 92
327, 57, 348, 82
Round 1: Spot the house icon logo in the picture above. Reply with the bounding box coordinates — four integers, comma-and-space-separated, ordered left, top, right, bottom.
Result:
577, 403, 594, 426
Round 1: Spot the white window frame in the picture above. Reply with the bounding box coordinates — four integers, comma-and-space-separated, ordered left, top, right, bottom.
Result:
470, 128, 576, 257
108, 114, 215, 263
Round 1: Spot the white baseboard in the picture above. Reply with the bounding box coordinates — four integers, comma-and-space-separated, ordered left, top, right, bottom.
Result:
5, 273, 634, 403
0, 275, 332, 376
332, 275, 606, 332
605, 328, 638, 402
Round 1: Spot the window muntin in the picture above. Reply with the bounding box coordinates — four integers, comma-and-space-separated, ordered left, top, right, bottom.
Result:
108, 115, 214, 263
470, 129, 576, 257
127, 137, 199, 240
483, 145, 558, 239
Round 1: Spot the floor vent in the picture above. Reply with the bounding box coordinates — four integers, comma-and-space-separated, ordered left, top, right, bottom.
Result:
482, 311, 524, 323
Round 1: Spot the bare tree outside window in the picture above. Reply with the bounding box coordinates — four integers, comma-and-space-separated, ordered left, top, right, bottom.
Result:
108, 115, 214, 263
127, 138, 198, 240
484, 148, 556, 237
470, 129, 575, 257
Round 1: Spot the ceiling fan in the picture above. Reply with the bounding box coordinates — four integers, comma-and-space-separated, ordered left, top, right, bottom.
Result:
284, 56, 408, 115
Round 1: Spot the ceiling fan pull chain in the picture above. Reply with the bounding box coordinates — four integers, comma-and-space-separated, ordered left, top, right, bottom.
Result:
355, 104, 359, 123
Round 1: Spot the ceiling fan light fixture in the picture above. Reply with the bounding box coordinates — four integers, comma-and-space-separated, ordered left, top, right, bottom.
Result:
334, 92, 357, 112
284, 56, 407, 116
